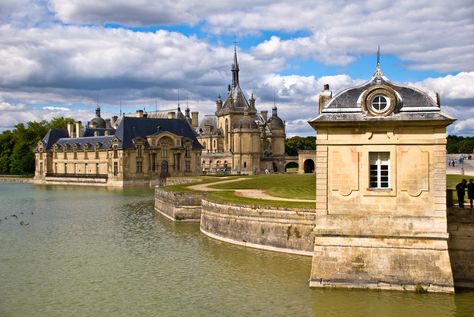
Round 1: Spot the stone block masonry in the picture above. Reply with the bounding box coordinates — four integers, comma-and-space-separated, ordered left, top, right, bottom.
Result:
154, 188, 206, 221
200, 200, 316, 255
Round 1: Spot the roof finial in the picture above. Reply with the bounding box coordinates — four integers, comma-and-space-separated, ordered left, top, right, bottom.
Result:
119, 97, 122, 116
374, 45, 383, 81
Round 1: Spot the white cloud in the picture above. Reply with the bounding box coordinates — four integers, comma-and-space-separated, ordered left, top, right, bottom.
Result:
46, 1, 474, 72
42, 106, 70, 111
413, 72, 474, 100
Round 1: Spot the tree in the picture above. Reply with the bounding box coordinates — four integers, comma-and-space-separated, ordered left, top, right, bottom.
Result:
0, 117, 74, 175
285, 136, 316, 156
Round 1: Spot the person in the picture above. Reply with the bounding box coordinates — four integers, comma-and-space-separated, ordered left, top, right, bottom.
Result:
468, 179, 474, 209
456, 179, 467, 208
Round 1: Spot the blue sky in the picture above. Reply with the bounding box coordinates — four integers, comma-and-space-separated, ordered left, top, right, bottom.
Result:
0, 0, 473, 136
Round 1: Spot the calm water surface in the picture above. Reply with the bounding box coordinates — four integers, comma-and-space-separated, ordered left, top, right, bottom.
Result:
0, 183, 473, 317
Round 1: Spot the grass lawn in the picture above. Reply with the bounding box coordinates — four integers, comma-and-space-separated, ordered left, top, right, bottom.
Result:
447, 174, 474, 189
208, 173, 315, 200
206, 191, 315, 210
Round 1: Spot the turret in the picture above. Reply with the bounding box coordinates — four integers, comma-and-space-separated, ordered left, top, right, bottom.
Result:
216, 95, 223, 112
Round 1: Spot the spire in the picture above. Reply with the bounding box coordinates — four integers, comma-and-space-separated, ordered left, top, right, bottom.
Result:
231, 38, 240, 89
374, 45, 383, 81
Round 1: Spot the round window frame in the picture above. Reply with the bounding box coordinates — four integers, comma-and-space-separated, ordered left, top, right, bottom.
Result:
362, 85, 397, 117
371, 95, 390, 113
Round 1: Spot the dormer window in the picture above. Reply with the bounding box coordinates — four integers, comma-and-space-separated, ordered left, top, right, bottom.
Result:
371, 95, 389, 112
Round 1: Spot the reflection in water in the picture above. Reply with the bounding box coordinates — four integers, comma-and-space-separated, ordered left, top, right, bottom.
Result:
0, 183, 473, 317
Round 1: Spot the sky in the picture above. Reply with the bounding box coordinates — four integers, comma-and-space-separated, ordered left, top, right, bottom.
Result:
0, 0, 474, 136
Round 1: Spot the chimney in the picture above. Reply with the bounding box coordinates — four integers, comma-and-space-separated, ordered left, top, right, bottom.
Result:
75, 121, 82, 138
104, 130, 110, 136
105, 119, 111, 129
261, 110, 268, 122
167, 111, 176, 119
191, 112, 199, 128
136, 110, 144, 118
318, 84, 332, 114
67, 122, 74, 138
112, 115, 118, 124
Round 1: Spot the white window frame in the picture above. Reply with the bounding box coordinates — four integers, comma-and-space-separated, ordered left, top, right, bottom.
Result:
369, 152, 390, 189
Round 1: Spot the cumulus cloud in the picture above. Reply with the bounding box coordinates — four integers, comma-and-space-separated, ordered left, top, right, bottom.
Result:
46, 1, 474, 72
413, 72, 474, 100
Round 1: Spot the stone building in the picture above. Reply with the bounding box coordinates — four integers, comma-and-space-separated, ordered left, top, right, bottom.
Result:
308, 60, 456, 292
194, 47, 286, 174
34, 109, 202, 186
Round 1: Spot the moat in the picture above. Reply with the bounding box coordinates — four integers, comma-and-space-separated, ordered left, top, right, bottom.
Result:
1, 183, 473, 317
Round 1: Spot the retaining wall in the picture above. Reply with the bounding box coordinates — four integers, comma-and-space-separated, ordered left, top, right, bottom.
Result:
154, 188, 205, 221
200, 200, 316, 255
448, 213, 474, 288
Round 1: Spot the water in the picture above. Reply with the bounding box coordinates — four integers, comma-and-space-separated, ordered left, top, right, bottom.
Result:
0, 183, 473, 317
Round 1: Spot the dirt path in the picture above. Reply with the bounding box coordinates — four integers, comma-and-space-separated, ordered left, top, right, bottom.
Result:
187, 178, 315, 202
187, 177, 248, 192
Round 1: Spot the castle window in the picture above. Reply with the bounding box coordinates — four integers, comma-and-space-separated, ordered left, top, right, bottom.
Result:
151, 153, 157, 172
96, 163, 99, 175
185, 143, 191, 158
369, 152, 390, 189
161, 145, 168, 158
95, 144, 99, 159
54, 163, 57, 174
113, 145, 118, 159
371, 95, 389, 113
64, 163, 67, 173
137, 144, 143, 158
136, 160, 143, 174
185, 160, 191, 172
243, 162, 247, 169
113, 162, 118, 176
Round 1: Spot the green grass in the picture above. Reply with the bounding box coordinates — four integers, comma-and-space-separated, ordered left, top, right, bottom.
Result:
447, 174, 474, 189
208, 174, 315, 200
163, 176, 223, 192
206, 191, 315, 210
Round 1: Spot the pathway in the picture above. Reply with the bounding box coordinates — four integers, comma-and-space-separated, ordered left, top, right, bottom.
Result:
187, 178, 316, 203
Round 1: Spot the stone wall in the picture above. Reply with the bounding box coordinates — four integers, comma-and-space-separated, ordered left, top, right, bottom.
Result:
154, 188, 205, 221
448, 213, 474, 288
200, 200, 316, 255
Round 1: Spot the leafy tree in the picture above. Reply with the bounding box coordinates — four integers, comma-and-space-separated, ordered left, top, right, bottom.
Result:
0, 117, 74, 175
285, 136, 316, 156
447, 135, 474, 154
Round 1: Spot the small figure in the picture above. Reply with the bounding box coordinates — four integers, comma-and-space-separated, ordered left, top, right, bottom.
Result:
10, 214, 17, 219
20, 221, 29, 227
468, 179, 474, 209
456, 179, 467, 208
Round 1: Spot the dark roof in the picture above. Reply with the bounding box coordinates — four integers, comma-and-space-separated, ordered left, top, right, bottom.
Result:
83, 127, 116, 137
55, 135, 115, 150
114, 117, 202, 149
37, 128, 69, 151
326, 76, 438, 110
40, 117, 202, 152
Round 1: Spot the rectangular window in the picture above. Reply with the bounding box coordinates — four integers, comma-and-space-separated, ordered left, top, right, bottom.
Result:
136, 160, 143, 174
96, 163, 99, 175
151, 153, 156, 172
185, 160, 191, 172
113, 162, 118, 176
369, 152, 390, 189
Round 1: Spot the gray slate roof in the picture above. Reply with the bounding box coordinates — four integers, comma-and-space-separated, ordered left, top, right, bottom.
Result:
38, 117, 202, 152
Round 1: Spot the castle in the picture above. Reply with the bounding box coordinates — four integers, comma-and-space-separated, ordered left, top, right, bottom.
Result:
34, 108, 202, 186
193, 46, 286, 175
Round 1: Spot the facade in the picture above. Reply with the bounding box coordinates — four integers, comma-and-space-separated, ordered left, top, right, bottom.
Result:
34, 109, 202, 187
308, 61, 456, 292
194, 47, 286, 174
